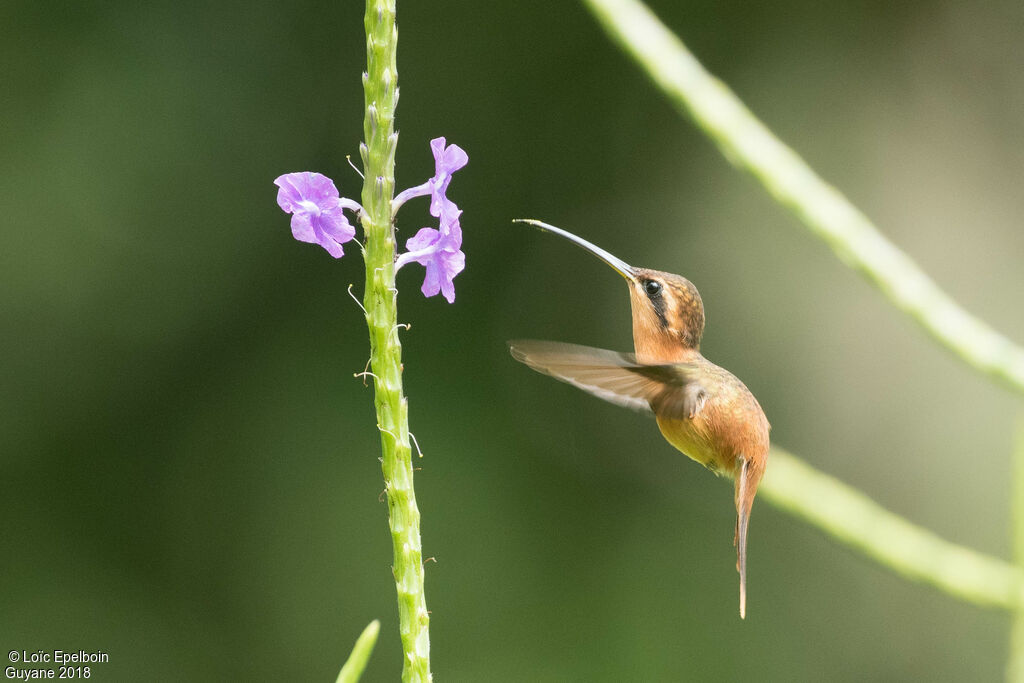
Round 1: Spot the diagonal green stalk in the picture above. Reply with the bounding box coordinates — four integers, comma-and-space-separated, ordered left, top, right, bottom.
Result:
359, 1, 431, 680
1008, 417, 1024, 680
764, 447, 1024, 610
581, 0, 1024, 395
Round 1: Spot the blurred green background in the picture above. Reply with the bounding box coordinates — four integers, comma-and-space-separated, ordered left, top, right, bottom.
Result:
3, 0, 1023, 680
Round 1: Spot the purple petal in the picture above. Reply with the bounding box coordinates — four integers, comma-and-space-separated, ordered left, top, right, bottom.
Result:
406, 227, 440, 255
315, 228, 346, 258
289, 213, 317, 245
428, 182, 454, 219
448, 222, 463, 246
437, 203, 462, 236
274, 172, 340, 213
429, 138, 447, 164
439, 249, 465, 303
420, 259, 442, 298
446, 248, 466, 275
317, 205, 356, 244
430, 138, 469, 175
440, 278, 456, 304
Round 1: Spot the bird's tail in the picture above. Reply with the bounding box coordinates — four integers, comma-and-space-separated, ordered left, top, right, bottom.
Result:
734, 456, 762, 619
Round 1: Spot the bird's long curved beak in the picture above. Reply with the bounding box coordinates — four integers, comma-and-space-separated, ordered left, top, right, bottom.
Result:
513, 219, 637, 283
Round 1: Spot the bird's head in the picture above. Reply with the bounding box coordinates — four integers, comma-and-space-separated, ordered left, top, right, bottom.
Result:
514, 219, 704, 363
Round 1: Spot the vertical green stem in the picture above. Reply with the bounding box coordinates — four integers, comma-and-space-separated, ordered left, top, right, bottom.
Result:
1009, 415, 1024, 681
359, 1, 431, 681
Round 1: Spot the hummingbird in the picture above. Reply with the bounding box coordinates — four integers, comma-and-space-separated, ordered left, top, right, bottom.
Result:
509, 219, 770, 618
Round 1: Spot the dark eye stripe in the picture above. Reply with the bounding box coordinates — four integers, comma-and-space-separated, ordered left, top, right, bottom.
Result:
643, 280, 669, 329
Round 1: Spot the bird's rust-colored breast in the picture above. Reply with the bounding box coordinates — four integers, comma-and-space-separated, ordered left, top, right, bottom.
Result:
654, 356, 770, 476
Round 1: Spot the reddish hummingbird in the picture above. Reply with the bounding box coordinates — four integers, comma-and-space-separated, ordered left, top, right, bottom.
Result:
509, 219, 770, 618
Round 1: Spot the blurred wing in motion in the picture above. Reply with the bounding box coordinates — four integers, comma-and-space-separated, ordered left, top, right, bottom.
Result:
508, 340, 707, 419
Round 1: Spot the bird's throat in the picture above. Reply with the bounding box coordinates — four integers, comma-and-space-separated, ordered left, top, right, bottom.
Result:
632, 332, 700, 365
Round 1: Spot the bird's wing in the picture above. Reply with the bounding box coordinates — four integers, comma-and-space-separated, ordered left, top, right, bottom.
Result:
508, 340, 708, 419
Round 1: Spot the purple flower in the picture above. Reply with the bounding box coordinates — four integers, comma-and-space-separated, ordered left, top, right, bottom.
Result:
275, 139, 467, 301
392, 137, 468, 217
426, 137, 469, 217
395, 204, 465, 303
274, 172, 361, 258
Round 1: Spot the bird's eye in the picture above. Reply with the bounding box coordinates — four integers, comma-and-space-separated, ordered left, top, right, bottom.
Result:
644, 280, 662, 296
